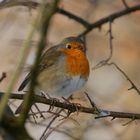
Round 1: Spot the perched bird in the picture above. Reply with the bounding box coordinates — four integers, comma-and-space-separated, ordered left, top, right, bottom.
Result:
18, 36, 90, 98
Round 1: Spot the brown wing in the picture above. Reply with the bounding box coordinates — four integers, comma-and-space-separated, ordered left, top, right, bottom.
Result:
18, 45, 62, 91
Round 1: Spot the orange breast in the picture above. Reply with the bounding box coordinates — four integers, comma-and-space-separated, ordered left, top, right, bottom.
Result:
60, 48, 89, 78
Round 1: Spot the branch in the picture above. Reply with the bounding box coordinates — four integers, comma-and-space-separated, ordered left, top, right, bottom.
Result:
79, 4, 140, 36
3, 92, 140, 120
56, 8, 90, 28
0, 1, 140, 36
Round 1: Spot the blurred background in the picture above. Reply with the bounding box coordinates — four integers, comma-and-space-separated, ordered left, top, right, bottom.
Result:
0, 0, 140, 140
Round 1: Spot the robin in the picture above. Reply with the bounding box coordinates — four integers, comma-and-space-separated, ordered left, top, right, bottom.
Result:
18, 36, 90, 98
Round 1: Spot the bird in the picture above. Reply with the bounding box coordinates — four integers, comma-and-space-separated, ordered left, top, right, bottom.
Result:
18, 36, 90, 98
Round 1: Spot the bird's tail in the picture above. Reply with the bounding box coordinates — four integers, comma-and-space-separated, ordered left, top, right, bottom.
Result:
18, 73, 31, 91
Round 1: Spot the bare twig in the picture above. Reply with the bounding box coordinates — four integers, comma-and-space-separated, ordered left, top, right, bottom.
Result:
42, 118, 66, 139
34, 103, 45, 119
107, 62, 140, 95
30, 108, 37, 124
40, 97, 78, 139
107, 21, 113, 62
122, 0, 129, 9
92, 21, 114, 70
0, 72, 6, 82
122, 118, 135, 126
85, 92, 100, 114
40, 108, 64, 140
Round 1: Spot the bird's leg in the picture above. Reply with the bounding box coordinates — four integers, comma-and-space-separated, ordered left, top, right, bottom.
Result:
43, 93, 60, 111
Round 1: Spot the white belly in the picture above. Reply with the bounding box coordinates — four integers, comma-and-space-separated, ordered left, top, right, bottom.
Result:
37, 75, 87, 98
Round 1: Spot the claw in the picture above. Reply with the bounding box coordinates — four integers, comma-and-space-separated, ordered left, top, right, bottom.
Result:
48, 97, 60, 111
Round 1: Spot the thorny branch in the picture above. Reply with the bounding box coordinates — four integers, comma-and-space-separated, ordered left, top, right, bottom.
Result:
2, 92, 139, 120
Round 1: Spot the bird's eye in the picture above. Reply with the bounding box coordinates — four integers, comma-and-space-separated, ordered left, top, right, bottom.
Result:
66, 44, 72, 49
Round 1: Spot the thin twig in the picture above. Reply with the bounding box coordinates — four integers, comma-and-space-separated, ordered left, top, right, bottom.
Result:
43, 120, 66, 139
40, 108, 64, 140
34, 103, 45, 119
30, 108, 37, 124
122, 0, 129, 9
0, 72, 6, 82
92, 20, 114, 70
108, 21, 113, 61
122, 118, 135, 126
85, 92, 100, 114
107, 62, 140, 95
